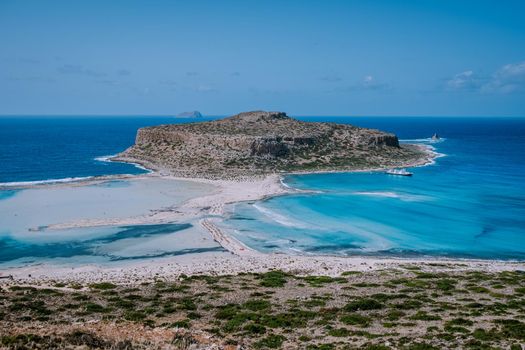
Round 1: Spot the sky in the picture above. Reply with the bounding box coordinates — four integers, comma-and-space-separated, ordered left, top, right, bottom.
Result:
1, 0, 524, 116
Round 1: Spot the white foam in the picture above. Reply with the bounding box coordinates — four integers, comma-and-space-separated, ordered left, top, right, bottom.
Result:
94, 154, 116, 162
287, 247, 305, 255
0, 176, 96, 187
352, 191, 430, 202
94, 154, 152, 172
279, 178, 292, 189
400, 137, 446, 144
252, 203, 310, 229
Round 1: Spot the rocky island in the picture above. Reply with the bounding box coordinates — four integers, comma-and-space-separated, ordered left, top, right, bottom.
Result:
176, 110, 203, 118
115, 111, 430, 178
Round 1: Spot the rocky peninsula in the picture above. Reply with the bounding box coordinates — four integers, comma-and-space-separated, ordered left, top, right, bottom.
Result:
114, 111, 430, 179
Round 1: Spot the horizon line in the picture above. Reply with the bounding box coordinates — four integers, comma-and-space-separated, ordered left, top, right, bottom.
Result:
0, 114, 524, 118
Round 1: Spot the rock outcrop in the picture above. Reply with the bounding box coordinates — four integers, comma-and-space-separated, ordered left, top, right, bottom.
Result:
115, 111, 428, 178
176, 111, 202, 118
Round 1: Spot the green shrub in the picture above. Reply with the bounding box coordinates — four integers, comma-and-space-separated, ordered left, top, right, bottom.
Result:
447, 318, 473, 326
344, 298, 382, 311
495, 319, 525, 340
124, 311, 147, 321
406, 343, 439, 350
172, 319, 190, 328
340, 313, 371, 327
254, 334, 285, 348
328, 328, 350, 337
409, 311, 441, 321
243, 323, 266, 335
84, 303, 108, 313
435, 279, 456, 291
88, 282, 117, 290
259, 271, 288, 288
302, 276, 346, 287
244, 299, 271, 311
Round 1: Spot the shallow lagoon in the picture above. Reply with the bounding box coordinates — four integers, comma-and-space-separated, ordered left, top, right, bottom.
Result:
0, 178, 221, 266
221, 119, 525, 260
1, 117, 524, 265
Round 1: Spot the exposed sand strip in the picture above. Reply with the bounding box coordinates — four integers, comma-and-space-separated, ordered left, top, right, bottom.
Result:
38, 174, 290, 232
200, 218, 257, 256
2, 145, 523, 284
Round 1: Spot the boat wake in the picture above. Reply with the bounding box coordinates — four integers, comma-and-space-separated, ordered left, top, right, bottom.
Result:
352, 191, 430, 202
400, 137, 446, 144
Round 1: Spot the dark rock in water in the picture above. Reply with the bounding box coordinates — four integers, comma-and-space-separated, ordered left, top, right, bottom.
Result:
176, 111, 203, 118
116, 110, 428, 178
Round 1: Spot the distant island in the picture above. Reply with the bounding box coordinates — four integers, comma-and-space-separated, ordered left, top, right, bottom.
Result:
115, 111, 431, 178
176, 110, 203, 118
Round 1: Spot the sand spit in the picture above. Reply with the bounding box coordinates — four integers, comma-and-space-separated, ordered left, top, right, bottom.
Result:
2, 144, 523, 285
36, 173, 290, 231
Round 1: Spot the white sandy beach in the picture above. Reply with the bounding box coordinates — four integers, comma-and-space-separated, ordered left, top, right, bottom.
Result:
2, 248, 524, 286
1, 164, 524, 285
1, 143, 523, 284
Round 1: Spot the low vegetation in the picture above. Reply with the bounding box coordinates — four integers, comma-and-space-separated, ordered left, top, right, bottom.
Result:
116, 111, 429, 179
1, 268, 525, 349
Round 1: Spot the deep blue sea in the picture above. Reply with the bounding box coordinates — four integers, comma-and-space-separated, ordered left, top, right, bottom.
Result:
1, 116, 524, 261
0, 116, 217, 184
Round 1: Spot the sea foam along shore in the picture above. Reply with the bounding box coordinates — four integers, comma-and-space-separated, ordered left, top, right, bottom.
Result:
3, 143, 522, 285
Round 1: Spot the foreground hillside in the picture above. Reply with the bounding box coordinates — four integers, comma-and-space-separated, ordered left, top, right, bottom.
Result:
1, 267, 524, 349
115, 111, 429, 178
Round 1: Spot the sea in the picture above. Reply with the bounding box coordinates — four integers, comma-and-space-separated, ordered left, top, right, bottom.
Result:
1, 116, 524, 264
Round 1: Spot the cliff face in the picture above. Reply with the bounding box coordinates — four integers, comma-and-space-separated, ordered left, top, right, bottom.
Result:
116, 111, 426, 178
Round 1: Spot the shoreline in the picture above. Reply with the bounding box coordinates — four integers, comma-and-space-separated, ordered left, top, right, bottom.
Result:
2, 143, 523, 284
1, 251, 523, 285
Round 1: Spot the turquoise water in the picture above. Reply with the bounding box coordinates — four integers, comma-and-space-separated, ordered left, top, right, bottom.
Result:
221, 118, 525, 260
0, 116, 524, 262
0, 223, 224, 266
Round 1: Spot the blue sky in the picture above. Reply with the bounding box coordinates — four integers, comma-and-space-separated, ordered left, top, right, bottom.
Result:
1, 0, 524, 116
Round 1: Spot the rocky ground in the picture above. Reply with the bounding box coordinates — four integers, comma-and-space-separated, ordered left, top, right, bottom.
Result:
114, 111, 430, 179
1, 266, 525, 349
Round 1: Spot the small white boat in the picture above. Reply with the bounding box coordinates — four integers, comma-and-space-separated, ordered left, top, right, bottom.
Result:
386, 168, 413, 176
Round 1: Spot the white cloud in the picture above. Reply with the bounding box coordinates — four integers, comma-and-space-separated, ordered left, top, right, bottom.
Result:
447, 61, 525, 94
482, 61, 525, 93
446, 70, 478, 90
359, 75, 388, 90
57, 64, 106, 77
331, 75, 390, 93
